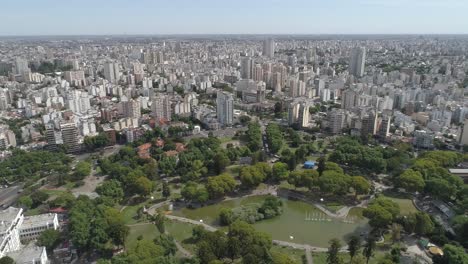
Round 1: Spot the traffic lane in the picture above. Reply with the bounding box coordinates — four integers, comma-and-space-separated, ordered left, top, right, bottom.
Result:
0, 185, 21, 207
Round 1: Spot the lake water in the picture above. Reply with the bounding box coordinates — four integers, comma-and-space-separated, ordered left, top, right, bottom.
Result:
173, 195, 369, 247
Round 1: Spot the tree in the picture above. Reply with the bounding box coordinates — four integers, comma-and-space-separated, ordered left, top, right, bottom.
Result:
31, 191, 49, 208
434, 244, 468, 264
451, 215, 468, 247
272, 251, 295, 264
0, 257, 14, 264
134, 176, 153, 197
414, 212, 435, 236
153, 213, 166, 234
154, 234, 177, 256
73, 161, 92, 181
96, 180, 124, 204
239, 166, 266, 188
397, 169, 425, 193
390, 223, 402, 243
327, 238, 343, 264
258, 196, 283, 219
162, 182, 171, 199
351, 176, 371, 195
318, 170, 350, 194
206, 173, 237, 199
272, 162, 289, 182
125, 239, 165, 263
227, 220, 272, 262
350, 255, 367, 264
184, 160, 208, 182
390, 245, 401, 263
37, 229, 61, 251
363, 236, 376, 264
317, 156, 326, 176
246, 122, 262, 152
18, 195, 33, 209
213, 152, 230, 174
363, 197, 400, 229
347, 235, 361, 260
239, 115, 251, 125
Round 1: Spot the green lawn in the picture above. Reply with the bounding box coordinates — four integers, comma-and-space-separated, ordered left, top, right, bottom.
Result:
312, 252, 351, 264
42, 189, 66, 196
381, 194, 418, 215
270, 245, 305, 264
121, 205, 144, 224
126, 220, 196, 254
312, 252, 386, 264
24, 207, 42, 216
126, 223, 160, 248
348, 207, 365, 218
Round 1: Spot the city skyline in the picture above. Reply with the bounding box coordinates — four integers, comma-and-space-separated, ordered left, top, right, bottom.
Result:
1, 0, 468, 36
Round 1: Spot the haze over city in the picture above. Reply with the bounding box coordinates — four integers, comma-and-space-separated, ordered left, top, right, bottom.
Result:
0, 1, 468, 264
1, 0, 468, 35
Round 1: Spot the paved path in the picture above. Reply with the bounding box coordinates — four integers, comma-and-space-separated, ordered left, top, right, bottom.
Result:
164, 214, 217, 232
162, 212, 352, 264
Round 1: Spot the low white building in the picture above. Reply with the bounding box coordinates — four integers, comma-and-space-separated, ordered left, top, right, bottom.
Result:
0, 207, 23, 257
0, 207, 57, 264
6, 245, 48, 264
20, 213, 59, 241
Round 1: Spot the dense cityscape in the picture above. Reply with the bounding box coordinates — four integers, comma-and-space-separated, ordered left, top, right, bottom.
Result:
0, 33, 467, 264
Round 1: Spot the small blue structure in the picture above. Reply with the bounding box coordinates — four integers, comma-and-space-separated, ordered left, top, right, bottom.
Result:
303, 161, 315, 169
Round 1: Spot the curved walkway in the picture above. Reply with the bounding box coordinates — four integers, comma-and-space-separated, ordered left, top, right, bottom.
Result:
161, 214, 354, 264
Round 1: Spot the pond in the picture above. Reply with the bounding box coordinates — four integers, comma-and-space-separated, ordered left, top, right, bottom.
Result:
173, 195, 369, 247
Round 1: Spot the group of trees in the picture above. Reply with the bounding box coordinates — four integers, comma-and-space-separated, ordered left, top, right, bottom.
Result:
265, 123, 283, 153
239, 162, 271, 187
98, 146, 158, 202
193, 220, 293, 264
246, 122, 262, 152
329, 137, 386, 174
69, 195, 129, 253
395, 151, 465, 204
289, 161, 371, 197
83, 133, 110, 151
181, 173, 237, 204
219, 196, 283, 225
0, 149, 72, 183
72, 161, 92, 181
363, 196, 400, 230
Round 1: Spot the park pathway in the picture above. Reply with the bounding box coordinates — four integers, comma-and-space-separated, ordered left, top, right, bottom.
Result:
160, 213, 357, 264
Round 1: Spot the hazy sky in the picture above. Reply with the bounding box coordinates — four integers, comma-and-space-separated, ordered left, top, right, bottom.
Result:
1, 0, 467, 35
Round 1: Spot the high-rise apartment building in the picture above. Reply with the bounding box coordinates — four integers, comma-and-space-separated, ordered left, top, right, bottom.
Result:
329, 109, 345, 134
151, 95, 171, 121
103, 62, 120, 83
216, 91, 234, 126
241, 57, 254, 80
263, 38, 275, 58
60, 123, 80, 153
15, 58, 29, 75
349, 47, 366, 77
64, 70, 86, 87
120, 97, 141, 119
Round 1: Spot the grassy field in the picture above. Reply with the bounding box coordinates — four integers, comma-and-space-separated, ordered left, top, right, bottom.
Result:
381, 193, 418, 215
270, 245, 305, 264
121, 205, 143, 224
312, 252, 386, 264
126, 220, 196, 253
126, 223, 160, 248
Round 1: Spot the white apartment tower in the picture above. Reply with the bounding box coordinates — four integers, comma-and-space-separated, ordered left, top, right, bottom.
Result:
104, 62, 120, 83
349, 47, 366, 77
151, 95, 172, 121
216, 91, 234, 126
263, 38, 275, 58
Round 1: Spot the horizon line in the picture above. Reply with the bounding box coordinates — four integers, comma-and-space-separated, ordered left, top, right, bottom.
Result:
1, 33, 468, 38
